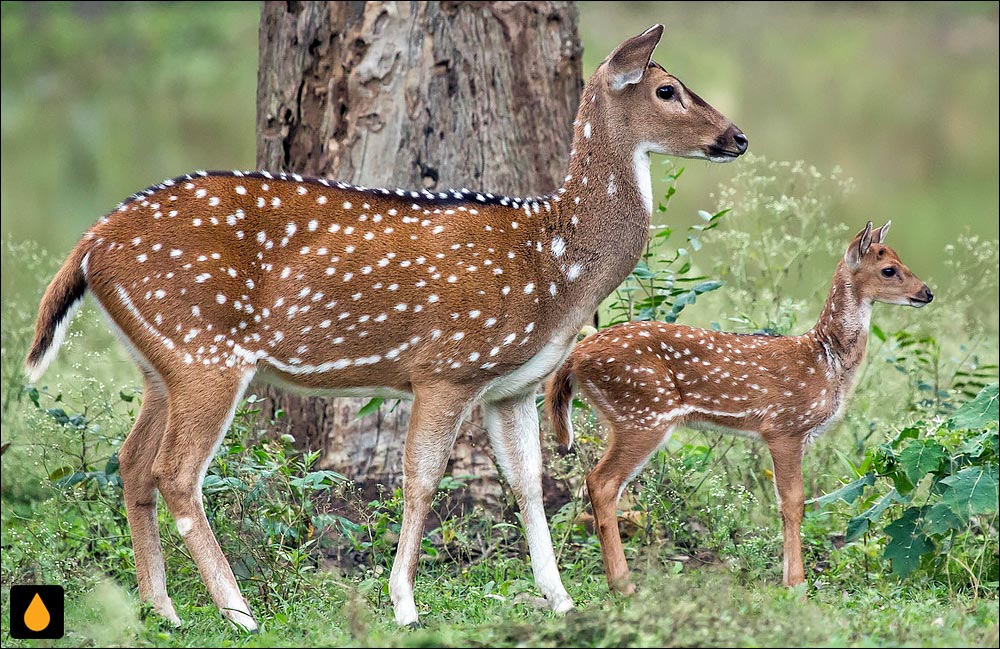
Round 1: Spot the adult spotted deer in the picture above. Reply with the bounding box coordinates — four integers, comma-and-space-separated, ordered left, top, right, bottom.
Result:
25, 25, 745, 629
546, 221, 933, 593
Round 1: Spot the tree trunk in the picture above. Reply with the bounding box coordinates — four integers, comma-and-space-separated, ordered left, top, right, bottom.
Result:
255, 0, 581, 508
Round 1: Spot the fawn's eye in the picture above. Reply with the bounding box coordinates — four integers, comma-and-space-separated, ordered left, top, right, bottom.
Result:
656, 85, 675, 101
881, 267, 897, 278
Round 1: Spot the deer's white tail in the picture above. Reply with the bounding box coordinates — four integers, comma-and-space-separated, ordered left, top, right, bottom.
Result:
545, 360, 576, 450
25, 242, 90, 382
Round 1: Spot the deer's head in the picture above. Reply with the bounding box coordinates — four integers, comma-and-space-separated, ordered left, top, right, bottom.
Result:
845, 221, 934, 307
598, 25, 748, 163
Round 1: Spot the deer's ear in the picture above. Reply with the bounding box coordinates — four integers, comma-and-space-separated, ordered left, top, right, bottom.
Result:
873, 220, 891, 243
846, 221, 874, 270
606, 24, 663, 93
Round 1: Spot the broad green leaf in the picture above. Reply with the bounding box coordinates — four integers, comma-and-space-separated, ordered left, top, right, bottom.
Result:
954, 429, 998, 459
891, 427, 921, 448
673, 291, 696, 307
356, 397, 384, 418
202, 475, 248, 493
883, 507, 934, 578
57, 472, 88, 488
922, 502, 966, 536
631, 263, 656, 279
692, 280, 724, 294
104, 453, 120, 476
888, 469, 916, 496
290, 470, 347, 490
48, 465, 74, 482
897, 439, 946, 487
939, 465, 999, 519
809, 473, 875, 507
948, 383, 998, 430
845, 489, 903, 543
45, 408, 69, 425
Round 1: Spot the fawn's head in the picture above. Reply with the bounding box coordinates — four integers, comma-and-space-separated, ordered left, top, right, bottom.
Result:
845, 221, 934, 307
596, 25, 747, 162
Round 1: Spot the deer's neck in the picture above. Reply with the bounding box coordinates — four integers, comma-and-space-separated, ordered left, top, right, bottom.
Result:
546, 84, 653, 322
808, 263, 872, 376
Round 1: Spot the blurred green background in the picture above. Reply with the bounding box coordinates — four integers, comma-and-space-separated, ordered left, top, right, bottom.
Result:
1, 1, 997, 296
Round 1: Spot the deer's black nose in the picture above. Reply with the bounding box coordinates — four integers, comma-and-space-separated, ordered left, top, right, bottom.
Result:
920, 286, 934, 303
733, 130, 749, 154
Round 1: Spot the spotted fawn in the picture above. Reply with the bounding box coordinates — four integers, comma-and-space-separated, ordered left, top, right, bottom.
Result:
26, 25, 746, 628
546, 221, 932, 593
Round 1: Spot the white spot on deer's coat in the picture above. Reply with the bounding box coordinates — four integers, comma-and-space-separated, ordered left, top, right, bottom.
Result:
551, 235, 566, 258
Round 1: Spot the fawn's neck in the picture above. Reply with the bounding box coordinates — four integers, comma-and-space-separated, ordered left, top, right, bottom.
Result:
807, 263, 872, 376
546, 82, 653, 323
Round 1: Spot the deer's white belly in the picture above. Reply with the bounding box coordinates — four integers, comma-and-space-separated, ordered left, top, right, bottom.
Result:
481, 337, 574, 403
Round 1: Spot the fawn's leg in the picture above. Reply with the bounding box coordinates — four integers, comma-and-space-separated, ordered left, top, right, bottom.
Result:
766, 437, 806, 586
152, 369, 257, 631
119, 373, 178, 624
587, 413, 677, 594
389, 383, 475, 626
484, 393, 573, 612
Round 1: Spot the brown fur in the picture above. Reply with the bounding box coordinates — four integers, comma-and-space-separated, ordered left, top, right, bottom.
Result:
26, 25, 746, 628
546, 221, 933, 592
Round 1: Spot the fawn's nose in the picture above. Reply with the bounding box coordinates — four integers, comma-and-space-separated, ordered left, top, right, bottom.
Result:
732, 130, 749, 154
920, 285, 934, 303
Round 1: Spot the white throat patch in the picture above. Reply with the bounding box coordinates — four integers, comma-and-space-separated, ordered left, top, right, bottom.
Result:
632, 143, 654, 215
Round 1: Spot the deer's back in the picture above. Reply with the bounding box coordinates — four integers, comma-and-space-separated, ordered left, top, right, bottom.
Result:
81, 172, 579, 392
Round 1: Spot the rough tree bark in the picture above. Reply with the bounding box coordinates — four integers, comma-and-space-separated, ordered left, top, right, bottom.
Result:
255, 1, 581, 507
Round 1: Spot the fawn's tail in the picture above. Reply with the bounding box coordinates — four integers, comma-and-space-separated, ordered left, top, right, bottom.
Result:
545, 359, 577, 450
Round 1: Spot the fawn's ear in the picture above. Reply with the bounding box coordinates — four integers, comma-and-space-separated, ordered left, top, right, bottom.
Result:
872, 220, 891, 243
606, 25, 663, 93
846, 221, 874, 270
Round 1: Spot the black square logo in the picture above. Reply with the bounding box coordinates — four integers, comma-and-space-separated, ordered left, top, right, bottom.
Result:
9, 585, 64, 639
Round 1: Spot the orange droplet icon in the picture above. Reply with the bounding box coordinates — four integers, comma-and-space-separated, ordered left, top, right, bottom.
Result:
24, 593, 50, 632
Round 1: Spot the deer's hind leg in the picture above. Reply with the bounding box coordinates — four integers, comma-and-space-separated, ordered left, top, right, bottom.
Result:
152, 368, 257, 631
583, 382, 681, 594
119, 372, 177, 624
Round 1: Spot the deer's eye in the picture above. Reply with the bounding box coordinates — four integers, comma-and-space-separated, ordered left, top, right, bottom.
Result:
881, 267, 897, 278
656, 85, 675, 101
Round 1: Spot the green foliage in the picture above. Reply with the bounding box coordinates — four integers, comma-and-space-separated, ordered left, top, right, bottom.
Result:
2, 168, 997, 647
202, 395, 351, 601
817, 384, 999, 586
605, 166, 727, 326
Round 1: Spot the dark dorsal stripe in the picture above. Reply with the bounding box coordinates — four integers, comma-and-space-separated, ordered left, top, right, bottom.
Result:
115, 169, 554, 213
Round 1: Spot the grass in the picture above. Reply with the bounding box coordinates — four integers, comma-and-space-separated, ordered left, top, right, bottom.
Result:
37, 566, 1000, 647
2, 219, 997, 645
3, 504, 998, 647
